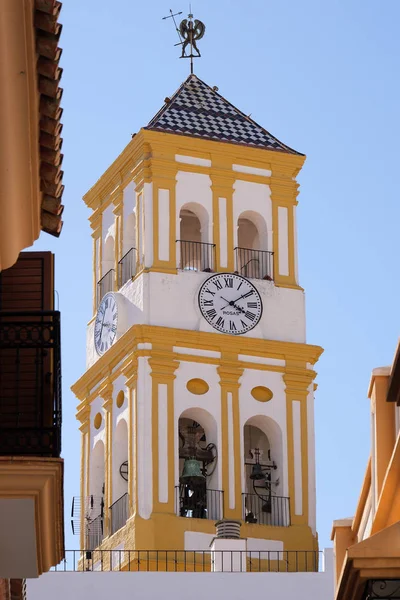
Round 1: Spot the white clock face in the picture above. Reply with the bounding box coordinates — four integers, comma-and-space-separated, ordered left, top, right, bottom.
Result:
198, 273, 263, 335
94, 293, 118, 355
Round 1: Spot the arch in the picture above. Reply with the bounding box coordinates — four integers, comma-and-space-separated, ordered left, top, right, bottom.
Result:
103, 234, 115, 275
179, 202, 210, 244
112, 418, 129, 502
242, 415, 286, 526
178, 203, 212, 272
177, 407, 220, 520
236, 211, 269, 278
90, 440, 105, 500
237, 210, 268, 251
123, 211, 136, 255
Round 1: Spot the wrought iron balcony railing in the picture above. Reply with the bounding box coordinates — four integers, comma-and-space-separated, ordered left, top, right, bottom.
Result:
118, 248, 136, 288
0, 310, 62, 457
97, 269, 115, 306
242, 493, 290, 527
177, 240, 215, 273
235, 247, 274, 280
175, 486, 223, 521
109, 493, 129, 535
86, 514, 104, 551
52, 549, 322, 572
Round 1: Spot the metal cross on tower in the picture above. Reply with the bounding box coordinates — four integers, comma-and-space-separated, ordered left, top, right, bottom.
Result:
163, 8, 206, 74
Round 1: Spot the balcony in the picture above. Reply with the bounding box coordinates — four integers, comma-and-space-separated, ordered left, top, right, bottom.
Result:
0, 309, 64, 577
109, 493, 129, 535
235, 247, 274, 280
242, 493, 290, 527
175, 486, 223, 521
118, 248, 136, 288
51, 548, 323, 573
0, 310, 61, 457
177, 240, 215, 272
86, 514, 104, 551
97, 269, 115, 306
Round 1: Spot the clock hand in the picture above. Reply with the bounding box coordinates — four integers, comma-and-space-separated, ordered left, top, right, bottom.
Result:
220, 296, 246, 314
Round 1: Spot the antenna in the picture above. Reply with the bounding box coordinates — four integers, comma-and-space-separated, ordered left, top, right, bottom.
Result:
163, 8, 206, 74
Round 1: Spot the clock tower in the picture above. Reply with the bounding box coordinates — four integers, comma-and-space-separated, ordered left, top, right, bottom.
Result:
71, 74, 323, 566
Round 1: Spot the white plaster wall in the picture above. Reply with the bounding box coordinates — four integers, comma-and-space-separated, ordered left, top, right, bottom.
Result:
292, 401, 303, 516
158, 189, 170, 261
174, 361, 221, 491
233, 181, 272, 252
184, 532, 284, 554
239, 370, 288, 498
137, 357, 153, 519
143, 183, 153, 268
278, 207, 289, 276
86, 272, 305, 367
122, 181, 136, 255
28, 550, 334, 600
307, 386, 317, 534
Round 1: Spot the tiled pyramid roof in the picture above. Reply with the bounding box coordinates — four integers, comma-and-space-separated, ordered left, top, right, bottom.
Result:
145, 74, 301, 154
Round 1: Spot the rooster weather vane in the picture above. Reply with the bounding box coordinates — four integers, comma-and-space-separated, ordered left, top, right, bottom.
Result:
163, 8, 206, 74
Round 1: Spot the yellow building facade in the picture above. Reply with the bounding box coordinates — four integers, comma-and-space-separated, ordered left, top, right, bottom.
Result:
332, 343, 400, 600
72, 74, 323, 563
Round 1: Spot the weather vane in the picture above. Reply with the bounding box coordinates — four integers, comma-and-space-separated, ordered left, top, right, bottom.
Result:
162, 7, 206, 74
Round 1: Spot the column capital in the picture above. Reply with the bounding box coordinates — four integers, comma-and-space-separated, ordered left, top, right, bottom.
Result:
122, 358, 138, 388
218, 358, 243, 388
76, 403, 91, 432
148, 351, 179, 380
98, 382, 113, 410
283, 364, 315, 396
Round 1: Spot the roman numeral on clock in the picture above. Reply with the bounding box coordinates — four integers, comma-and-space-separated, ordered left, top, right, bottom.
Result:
203, 299, 214, 306
213, 280, 223, 290
242, 290, 254, 299
216, 316, 225, 328
247, 302, 258, 309
204, 288, 215, 296
245, 311, 256, 321
206, 308, 217, 320
229, 321, 237, 331
224, 278, 233, 288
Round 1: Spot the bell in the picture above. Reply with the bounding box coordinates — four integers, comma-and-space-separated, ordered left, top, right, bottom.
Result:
180, 458, 206, 486
250, 462, 265, 481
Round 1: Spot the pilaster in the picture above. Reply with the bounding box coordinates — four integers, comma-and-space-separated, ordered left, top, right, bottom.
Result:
99, 382, 113, 536
283, 361, 315, 526
113, 191, 124, 289
89, 209, 102, 313
218, 355, 243, 520
122, 359, 138, 517
211, 170, 235, 273
269, 175, 299, 288
77, 403, 90, 550
148, 348, 179, 515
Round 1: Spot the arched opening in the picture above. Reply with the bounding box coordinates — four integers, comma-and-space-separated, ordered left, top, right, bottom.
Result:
178, 203, 213, 272
119, 212, 136, 286
87, 440, 105, 548
177, 408, 220, 520
103, 235, 115, 275
99, 235, 115, 301
243, 416, 288, 526
110, 419, 129, 535
236, 211, 272, 280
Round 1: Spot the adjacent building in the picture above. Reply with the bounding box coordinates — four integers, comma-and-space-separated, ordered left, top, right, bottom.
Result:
332, 343, 400, 600
0, 0, 65, 589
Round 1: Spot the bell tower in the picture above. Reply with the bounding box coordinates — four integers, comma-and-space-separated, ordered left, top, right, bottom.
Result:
72, 73, 323, 562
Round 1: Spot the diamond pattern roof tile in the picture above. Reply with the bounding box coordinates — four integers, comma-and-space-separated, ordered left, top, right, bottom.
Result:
145, 74, 302, 155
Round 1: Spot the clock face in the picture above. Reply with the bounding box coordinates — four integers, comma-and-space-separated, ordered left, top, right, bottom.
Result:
198, 273, 263, 335
94, 293, 118, 355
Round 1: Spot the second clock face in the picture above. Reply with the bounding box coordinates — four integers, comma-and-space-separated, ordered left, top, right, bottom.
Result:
198, 273, 263, 335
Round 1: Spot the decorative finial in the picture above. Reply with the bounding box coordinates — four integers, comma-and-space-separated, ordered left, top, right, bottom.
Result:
163, 8, 206, 74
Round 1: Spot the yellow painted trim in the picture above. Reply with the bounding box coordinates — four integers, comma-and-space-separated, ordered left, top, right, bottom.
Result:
72, 324, 322, 400
0, 457, 64, 575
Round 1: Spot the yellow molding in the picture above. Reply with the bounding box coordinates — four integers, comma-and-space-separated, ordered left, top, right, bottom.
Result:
83, 128, 305, 212
0, 457, 64, 575
72, 325, 323, 399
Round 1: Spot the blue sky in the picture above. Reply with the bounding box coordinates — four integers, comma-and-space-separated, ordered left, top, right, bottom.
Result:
31, 0, 400, 551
